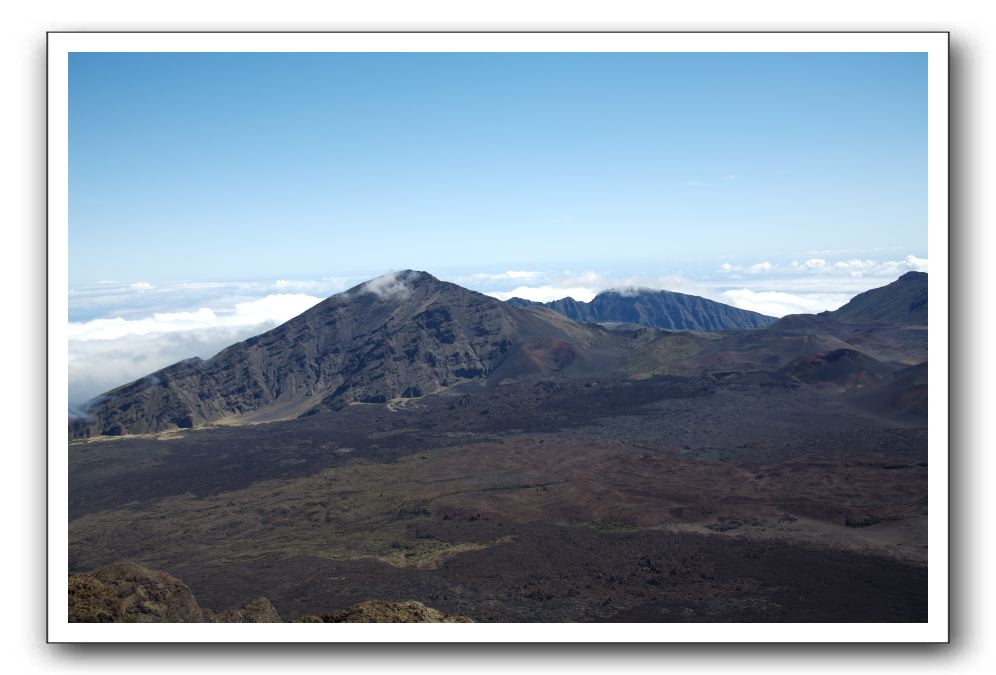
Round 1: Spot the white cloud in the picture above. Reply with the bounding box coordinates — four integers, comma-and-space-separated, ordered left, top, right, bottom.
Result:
69, 325, 270, 406
483, 271, 717, 304
362, 271, 414, 300
70, 277, 360, 321
904, 254, 929, 272
66, 275, 377, 405
69, 294, 322, 342
721, 288, 852, 318
603, 287, 647, 298
68, 293, 325, 405
720, 255, 928, 279
706, 255, 929, 317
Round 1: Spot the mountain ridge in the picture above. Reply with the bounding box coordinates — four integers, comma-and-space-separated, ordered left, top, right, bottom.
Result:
507, 288, 776, 331
825, 271, 927, 325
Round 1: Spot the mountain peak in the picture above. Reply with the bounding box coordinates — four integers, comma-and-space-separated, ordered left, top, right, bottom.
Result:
350, 270, 438, 301
384, 269, 436, 282
69, 270, 616, 438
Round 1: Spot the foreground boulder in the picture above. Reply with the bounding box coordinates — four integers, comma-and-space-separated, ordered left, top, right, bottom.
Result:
202, 596, 282, 623
67, 574, 121, 623
69, 563, 469, 623
69, 562, 203, 622
294, 599, 473, 623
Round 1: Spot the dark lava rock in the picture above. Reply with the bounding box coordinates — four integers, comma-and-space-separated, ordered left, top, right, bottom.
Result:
844, 515, 882, 528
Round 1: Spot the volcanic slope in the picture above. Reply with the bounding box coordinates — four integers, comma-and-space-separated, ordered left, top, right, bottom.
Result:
507, 288, 777, 331
69, 271, 643, 439
767, 272, 928, 365
828, 271, 927, 325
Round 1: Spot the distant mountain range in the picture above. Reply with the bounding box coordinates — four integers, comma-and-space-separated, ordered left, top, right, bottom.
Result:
506, 289, 776, 331
69, 270, 928, 439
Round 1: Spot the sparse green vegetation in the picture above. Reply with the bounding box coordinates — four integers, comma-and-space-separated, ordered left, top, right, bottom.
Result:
627, 333, 706, 376
70, 452, 514, 573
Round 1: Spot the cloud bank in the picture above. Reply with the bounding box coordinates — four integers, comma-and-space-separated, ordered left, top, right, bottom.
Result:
68, 290, 328, 405
719, 289, 853, 317
718, 255, 928, 278
69, 294, 323, 342
481, 271, 712, 304
473, 255, 927, 318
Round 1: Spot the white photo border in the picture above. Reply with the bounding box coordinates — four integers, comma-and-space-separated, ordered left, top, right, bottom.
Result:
47, 31, 949, 643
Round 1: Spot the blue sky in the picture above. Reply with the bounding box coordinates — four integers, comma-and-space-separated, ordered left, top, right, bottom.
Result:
70, 52, 926, 285
68, 52, 928, 403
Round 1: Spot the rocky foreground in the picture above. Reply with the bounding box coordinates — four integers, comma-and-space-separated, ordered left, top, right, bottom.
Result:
68, 563, 472, 623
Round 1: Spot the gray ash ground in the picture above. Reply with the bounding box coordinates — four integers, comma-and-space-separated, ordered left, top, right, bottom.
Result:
69, 371, 928, 622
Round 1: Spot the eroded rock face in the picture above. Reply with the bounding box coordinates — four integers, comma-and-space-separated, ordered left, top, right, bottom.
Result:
509, 288, 777, 331
294, 600, 474, 623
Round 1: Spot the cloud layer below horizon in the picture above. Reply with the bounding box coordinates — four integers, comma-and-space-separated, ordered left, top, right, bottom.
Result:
67, 279, 361, 406
472, 255, 928, 314
67, 256, 927, 406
